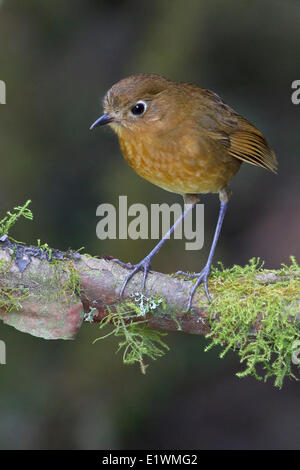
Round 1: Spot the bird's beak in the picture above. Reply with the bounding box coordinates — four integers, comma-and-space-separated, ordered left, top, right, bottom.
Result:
90, 113, 114, 130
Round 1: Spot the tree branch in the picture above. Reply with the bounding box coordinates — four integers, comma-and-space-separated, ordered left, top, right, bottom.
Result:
0, 238, 299, 340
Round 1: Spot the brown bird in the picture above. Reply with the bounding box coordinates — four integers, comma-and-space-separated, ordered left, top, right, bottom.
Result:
90, 73, 277, 310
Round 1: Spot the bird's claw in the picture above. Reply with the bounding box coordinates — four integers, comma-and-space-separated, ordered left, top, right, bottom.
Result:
175, 270, 199, 280
118, 257, 152, 297
112, 258, 136, 269
176, 265, 212, 311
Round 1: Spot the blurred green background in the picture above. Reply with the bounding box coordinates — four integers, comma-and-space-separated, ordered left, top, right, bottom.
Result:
0, 0, 300, 449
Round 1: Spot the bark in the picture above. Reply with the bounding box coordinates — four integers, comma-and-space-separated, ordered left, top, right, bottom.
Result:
0, 239, 298, 340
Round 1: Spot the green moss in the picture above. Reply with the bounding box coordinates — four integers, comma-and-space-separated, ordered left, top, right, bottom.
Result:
36, 240, 53, 259
0, 200, 33, 239
1, 202, 299, 386
0, 258, 10, 276
0, 252, 32, 313
94, 301, 169, 374
0, 285, 30, 313
0, 201, 81, 316
202, 257, 300, 388
92, 258, 300, 383
49, 259, 81, 300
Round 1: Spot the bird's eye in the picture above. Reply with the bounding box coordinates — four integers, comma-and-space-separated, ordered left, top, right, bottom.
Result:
130, 101, 147, 116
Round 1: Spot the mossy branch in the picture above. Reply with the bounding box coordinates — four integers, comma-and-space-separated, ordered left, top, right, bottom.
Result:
0, 240, 300, 384
0, 202, 300, 386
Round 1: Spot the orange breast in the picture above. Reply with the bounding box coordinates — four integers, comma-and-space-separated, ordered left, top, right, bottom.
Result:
118, 132, 241, 195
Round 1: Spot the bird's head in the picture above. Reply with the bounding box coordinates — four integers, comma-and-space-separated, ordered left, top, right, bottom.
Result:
90, 73, 183, 137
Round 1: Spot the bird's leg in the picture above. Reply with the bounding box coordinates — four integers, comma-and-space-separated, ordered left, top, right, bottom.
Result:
176, 187, 231, 311
115, 194, 200, 297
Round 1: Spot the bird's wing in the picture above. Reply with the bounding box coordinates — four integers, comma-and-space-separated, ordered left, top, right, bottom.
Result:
196, 89, 278, 173
227, 118, 278, 173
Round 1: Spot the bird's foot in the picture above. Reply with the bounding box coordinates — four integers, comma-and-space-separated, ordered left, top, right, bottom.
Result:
112, 258, 137, 270
175, 265, 212, 311
113, 257, 152, 297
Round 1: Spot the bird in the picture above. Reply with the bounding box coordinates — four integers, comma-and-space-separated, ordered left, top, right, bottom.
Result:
90, 73, 277, 311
